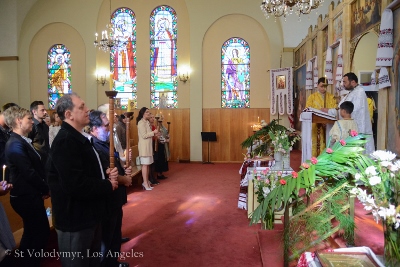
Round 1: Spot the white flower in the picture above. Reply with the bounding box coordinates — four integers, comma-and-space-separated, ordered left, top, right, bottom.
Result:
388, 164, 399, 172
369, 175, 381, 186
380, 161, 391, 167
263, 187, 270, 197
371, 150, 397, 161
354, 173, 362, 180
365, 166, 377, 176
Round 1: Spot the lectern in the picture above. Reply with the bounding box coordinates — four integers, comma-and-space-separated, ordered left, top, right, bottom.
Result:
201, 132, 217, 164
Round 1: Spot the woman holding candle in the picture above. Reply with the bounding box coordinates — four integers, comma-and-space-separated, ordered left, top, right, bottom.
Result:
3, 106, 49, 267
136, 107, 159, 190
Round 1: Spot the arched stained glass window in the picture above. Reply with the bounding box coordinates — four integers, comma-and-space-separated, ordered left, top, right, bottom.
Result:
47, 44, 71, 109
110, 7, 137, 110
150, 5, 177, 109
221, 38, 250, 108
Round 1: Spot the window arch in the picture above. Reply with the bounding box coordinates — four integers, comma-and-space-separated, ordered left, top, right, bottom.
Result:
150, 5, 177, 109
221, 37, 250, 108
110, 7, 137, 110
47, 44, 71, 109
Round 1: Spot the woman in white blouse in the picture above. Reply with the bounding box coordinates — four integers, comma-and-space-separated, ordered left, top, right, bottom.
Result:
136, 107, 159, 190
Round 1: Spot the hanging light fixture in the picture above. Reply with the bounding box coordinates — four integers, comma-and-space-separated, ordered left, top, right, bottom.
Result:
93, 0, 126, 51
260, 0, 323, 19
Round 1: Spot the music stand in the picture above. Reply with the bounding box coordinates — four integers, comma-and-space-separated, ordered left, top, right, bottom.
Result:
201, 132, 217, 164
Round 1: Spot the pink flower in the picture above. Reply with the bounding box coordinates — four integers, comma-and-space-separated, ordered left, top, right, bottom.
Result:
340, 140, 346, 146
350, 130, 358, 137
253, 169, 257, 174
291, 171, 298, 178
265, 179, 270, 184
257, 176, 261, 181
326, 148, 333, 154
277, 171, 282, 176
262, 169, 268, 175
311, 157, 318, 164
301, 162, 310, 169
280, 179, 286, 185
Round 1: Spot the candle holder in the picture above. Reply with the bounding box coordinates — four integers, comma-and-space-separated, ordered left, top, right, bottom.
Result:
105, 91, 118, 168
125, 111, 134, 166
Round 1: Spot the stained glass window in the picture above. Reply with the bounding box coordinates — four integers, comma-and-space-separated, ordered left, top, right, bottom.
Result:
110, 8, 137, 110
221, 38, 250, 108
47, 44, 71, 109
150, 5, 177, 109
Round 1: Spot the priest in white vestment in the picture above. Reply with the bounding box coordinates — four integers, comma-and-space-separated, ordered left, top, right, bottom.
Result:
321, 72, 375, 155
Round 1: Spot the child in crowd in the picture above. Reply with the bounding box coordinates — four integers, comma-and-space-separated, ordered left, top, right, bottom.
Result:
329, 101, 358, 146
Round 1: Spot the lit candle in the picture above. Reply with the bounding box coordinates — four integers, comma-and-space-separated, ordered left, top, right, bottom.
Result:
109, 73, 113, 90
95, 32, 98, 41
2, 165, 6, 182
257, 116, 259, 123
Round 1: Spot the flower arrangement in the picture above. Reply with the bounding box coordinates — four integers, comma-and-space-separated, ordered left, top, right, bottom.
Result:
269, 127, 301, 154
350, 150, 400, 266
253, 168, 287, 229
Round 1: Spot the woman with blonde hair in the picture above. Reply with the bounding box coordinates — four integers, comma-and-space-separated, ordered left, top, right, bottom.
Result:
4, 106, 49, 267
49, 111, 62, 147
136, 107, 159, 190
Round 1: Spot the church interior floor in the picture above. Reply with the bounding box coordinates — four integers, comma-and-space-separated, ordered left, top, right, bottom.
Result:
3, 151, 383, 267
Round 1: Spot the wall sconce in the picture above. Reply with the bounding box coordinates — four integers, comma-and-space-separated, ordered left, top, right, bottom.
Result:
178, 65, 191, 83
96, 70, 108, 86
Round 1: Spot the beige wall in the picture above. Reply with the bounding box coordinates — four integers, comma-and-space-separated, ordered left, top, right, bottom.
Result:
352, 32, 378, 75
29, 23, 87, 106
203, 14, 271, 109
0, 59, 18, 104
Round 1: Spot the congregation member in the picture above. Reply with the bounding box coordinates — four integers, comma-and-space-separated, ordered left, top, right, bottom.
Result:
137, 107, 159, 190
44, 115, 51, 127
154, 114, 170, 180
306, 77, 337, 156
28, 100, 49, 166
89, 110, 132, 267
321, 72, 375, 155
329, 101, 358, 146
49, 111, 62, 147
0, 103, 19, 181
47, 93, 119, 267
4, 106, 50, 267
148, 114, 160, 185
115, 114, 127, 152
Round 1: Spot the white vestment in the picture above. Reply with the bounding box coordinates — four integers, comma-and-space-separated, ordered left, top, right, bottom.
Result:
327, 85, 375, 155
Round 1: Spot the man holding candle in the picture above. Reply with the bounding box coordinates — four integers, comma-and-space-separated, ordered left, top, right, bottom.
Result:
89, 110, 131, 267
47, 93, 119, 267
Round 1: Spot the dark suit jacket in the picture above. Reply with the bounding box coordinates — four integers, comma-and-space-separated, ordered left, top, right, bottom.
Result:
47, 122, 113, 232
28, 118, 49, 166
5, 132, 49, 197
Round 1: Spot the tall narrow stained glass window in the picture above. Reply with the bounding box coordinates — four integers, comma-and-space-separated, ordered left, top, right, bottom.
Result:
221, 38, 250, 108
47, 44, 71, 109
150, 5, 177, 108
110, 8, 137, 109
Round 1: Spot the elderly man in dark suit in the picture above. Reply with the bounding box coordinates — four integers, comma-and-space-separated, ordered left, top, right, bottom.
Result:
47, 93, 119, 267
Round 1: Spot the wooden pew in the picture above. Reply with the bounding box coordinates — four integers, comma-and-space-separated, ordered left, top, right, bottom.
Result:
0, 196, 53, 249
130, 144, 142, 184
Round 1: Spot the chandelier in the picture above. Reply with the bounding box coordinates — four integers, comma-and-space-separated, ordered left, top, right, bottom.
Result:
260, 0, 323, 18
93, 0, 127, 52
